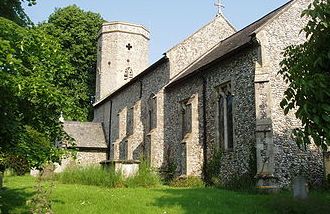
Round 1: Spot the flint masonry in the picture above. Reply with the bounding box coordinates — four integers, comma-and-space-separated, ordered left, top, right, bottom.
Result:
66, 0, 326, 188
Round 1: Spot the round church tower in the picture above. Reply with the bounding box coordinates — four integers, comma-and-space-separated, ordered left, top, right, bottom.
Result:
95, 21, 150, 101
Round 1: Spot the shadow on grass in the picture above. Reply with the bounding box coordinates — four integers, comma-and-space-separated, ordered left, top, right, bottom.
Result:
263, 191, 330, 214
0, 187, 35, 214
151, 188, 330, 214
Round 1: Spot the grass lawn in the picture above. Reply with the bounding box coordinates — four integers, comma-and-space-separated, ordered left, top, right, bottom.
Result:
1, 175, 330, 214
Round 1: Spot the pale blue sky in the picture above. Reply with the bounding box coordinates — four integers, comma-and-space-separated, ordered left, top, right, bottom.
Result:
23, 0, 289, 63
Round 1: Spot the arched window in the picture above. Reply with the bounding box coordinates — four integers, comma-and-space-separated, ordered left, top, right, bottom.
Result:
181, 101, 192, 139
217, 82, 233, 150
126, 106, 134, 136
148, 94, 157, 131
124, 67, 133, 80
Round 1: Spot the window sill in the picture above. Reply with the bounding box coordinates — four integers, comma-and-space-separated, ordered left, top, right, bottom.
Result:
223, 148, 234, 153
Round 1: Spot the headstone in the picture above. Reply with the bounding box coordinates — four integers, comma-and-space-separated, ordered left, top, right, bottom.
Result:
30, 168, 40, 177
293, 175, 308, 200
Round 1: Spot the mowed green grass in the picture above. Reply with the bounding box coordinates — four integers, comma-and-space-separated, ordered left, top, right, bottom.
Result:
1, 176, 330, 214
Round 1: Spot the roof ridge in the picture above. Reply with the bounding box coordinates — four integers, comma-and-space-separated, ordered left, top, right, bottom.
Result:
166, 0, 295, 87
218, 0, 294, 44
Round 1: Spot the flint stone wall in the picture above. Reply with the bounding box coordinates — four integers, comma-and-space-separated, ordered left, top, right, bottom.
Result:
166, 15, 236, 79
96, 22, 150, 101
204, 48, 258, 184
94, 61, 170, 169
164, 78, 204, 176
257, 0, 323, 187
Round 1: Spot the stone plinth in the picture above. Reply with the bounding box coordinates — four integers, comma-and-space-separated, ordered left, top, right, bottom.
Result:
100, 160, 140, 177
256, 173, 279, 193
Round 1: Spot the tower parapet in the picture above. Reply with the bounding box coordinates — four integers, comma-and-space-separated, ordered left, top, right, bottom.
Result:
96, 21, 150, 101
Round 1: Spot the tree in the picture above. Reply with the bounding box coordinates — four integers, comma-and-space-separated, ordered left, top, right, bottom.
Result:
0, 17, 80, 171
0, 0, 36, 26
279, 0, 330, 150
39, 5, 105, 120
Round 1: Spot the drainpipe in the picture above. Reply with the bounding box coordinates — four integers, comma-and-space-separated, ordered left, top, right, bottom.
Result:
139, 80, 143, 98
201, 75, 208, 176
107, 100, 112, 160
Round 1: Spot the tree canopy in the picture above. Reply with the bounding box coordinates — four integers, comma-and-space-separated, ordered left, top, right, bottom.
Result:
279, 0, 330, 150
0, 4, 105, 172
0, 17, 79, 170
40, 5, 105, 120
0, 0, 36, 27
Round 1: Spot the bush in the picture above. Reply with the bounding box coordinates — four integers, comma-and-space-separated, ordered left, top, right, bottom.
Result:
4, 155, 30, 176
224, 173, 256, 192
126, 160, 161, 188
57, 165, 124, 188
162, 157, 177, 184
27, 177, 54, 214
169, 176, 204, 188
57, 161, 161, 188
204, 150, 222, 186
4, 168, 17, 177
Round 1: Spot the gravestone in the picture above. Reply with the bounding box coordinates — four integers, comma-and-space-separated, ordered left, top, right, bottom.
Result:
293, 175, 308, 200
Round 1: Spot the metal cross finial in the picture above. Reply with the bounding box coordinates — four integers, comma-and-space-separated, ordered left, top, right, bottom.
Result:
214, 0, 225, 16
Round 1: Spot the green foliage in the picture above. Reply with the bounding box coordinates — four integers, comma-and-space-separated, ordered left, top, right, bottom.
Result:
204, 150, 222, 186
39, 5, 105, 120
1, 155, 30, 176
226, 148, 257, 191
203, 145, 257, 190
279, 0, 330, 150
169, 176, 205, 188
225, 173, 257, 192
26, 177, 54, 214
4, 168, 17, 177
0, 17, 81, 170
58, 162, 160, 188
3, 175, 330, 214
126, 160, 161, 188
162, 157, 178, 184
0, 0, 35, 26
1, 4, 104, 172
57, 165, 125, 188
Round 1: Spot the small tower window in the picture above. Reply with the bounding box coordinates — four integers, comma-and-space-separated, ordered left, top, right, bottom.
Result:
124, 67, 133, 80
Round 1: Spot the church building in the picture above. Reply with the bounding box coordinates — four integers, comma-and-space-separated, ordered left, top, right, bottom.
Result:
66, 0, 326, 188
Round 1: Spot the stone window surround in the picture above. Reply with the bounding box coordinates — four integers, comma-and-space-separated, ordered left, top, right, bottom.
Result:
147, 94, 157, 134
179, 95, 195, 142
215, 80, 235, 151
126, 106, 134, 136
124, 67, 133, 80
178, 95, 196, 176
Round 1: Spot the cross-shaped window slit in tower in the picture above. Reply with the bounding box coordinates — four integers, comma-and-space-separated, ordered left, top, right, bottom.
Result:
126, 43, 132, 50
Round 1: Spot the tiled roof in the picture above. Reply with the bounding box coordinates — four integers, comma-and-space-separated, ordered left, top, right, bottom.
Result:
63, 121, 107, 148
